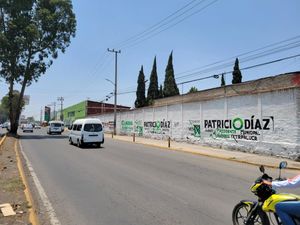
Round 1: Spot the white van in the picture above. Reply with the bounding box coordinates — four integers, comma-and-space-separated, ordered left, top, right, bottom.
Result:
47, 121, 64, 134
69, 118, 104, 148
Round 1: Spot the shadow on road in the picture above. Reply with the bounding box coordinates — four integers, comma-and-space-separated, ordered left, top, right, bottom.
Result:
19, 134, 68, 140
73, 145, 104, 150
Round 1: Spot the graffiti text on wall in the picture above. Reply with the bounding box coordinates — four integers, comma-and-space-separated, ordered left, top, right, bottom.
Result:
205, 116, 274, 142
134, 120, 143, 136
121, 120, 133, 133
144, 119, 171, 134
188, 120, 201, 138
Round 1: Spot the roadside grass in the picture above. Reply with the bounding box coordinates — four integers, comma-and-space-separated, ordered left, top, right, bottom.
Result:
0, 177, 25, 192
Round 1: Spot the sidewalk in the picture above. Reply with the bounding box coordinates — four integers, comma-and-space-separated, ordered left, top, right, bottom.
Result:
104, 133, 300, 170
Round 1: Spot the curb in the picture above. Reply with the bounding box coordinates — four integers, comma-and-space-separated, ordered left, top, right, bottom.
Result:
14, 139, 39, 225
0, 134, 7, 147
106, 134, 300, 171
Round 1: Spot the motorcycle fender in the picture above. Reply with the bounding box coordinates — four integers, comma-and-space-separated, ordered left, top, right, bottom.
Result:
240, 200, 256, 207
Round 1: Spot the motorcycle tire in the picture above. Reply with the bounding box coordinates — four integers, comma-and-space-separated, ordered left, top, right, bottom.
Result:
232, 202, 270, 225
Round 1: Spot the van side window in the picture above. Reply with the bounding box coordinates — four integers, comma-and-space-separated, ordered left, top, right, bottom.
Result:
77, 124, 82, 131
72, 124, 77, 130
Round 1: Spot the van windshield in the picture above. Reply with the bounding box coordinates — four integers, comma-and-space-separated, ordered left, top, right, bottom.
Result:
51, 123, 62, 127
83, 124, 102, 132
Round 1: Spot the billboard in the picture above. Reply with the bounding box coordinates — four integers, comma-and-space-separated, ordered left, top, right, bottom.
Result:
44, 106, 51, 122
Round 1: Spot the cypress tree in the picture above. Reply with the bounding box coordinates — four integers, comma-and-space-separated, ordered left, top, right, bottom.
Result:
188, 86, 198, 93
163, 51, 179, 97
158, 84, 164, 98
221, 74, 225, 86
135, 66, 146, 108
147, 56, 159, 101
232, 58, 242, 84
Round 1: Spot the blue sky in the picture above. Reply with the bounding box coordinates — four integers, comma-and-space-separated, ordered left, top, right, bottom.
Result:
1, 0, 300, 119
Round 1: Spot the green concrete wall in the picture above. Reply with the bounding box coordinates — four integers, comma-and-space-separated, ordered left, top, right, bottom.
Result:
63, 101, 87, 125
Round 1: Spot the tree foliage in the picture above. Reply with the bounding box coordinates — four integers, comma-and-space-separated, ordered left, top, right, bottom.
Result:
232, 58, 242, 84
163, 51, 179, 97
0, 0, 76, 134
147, 56, 159, 102
158, 84, 163, 98
0, 90, 24, 123
135, 66, 146, 108
188, 86, 198, 93
221, 74, 225, 86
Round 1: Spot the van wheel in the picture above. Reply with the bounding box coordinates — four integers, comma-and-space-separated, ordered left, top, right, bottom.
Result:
77, 139, 82, 148
96, 143, 101, 148
69, 138, 73, 145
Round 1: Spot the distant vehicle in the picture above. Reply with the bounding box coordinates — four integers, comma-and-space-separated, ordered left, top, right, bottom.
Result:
23, 124, 33, 132
47, 121, 64, 135
34, 124, 41, 129
69, 118, 104, 148
2, 122, 9, 129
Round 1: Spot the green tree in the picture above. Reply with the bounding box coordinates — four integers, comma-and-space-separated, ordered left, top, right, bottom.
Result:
163, 51, 179, 97
1, 91, 24, 123
188, 86, 198, 93
147, 56, 159, 102
0, 0, 76, 134
0, 103, 9, 123
135, 66, 146, 108
221, 74, 225, 86
232, 58, 242, 84
158, 84, 164, 98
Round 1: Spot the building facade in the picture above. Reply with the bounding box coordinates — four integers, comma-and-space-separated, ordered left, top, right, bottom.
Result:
63, 100, 130, 125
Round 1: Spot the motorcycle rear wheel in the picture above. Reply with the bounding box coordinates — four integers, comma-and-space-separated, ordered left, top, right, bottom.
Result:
232, 202, 270, 225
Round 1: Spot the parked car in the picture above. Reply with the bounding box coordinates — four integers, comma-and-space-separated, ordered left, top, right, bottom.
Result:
69, 118, 104, 148
47, 121, 64, 134
23, 124, 33, 132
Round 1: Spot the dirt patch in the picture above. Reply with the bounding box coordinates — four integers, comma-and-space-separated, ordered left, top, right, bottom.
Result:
0, 137, 30, 224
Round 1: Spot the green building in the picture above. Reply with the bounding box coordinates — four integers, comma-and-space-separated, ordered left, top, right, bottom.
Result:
63, 100, 130, 125
63, 101, 87, 125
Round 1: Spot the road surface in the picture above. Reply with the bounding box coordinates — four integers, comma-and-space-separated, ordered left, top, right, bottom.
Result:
20, 129, 300, 225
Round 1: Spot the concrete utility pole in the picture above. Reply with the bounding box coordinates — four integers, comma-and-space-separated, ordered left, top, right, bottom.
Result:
107, 48, 121, 135
57, 97, 64, 121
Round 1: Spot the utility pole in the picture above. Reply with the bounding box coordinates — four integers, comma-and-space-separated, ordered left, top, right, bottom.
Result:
107, 48, 121, 135
57, 97, 64, 121
40, 107, 43, 123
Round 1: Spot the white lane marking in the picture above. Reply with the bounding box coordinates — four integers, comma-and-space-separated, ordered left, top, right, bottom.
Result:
19, 141, 62, 225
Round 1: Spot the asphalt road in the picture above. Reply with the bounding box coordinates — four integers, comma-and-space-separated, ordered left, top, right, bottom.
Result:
20, 128, 300, 225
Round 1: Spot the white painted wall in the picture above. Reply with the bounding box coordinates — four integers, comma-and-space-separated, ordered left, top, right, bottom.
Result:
94, 88, 300, 159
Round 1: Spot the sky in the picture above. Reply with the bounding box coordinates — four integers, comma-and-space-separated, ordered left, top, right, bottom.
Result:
1, 0, 300, 120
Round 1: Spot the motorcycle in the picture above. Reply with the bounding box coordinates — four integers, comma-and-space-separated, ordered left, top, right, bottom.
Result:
232, 161, 300, 225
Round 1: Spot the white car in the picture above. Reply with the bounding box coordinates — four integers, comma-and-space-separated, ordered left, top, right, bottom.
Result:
47, 121, 64, 134
23, 124, 33, 132
69, 118, 104, 148
34, 124, 41, 129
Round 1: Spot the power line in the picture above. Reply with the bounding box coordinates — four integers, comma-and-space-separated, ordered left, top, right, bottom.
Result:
174, 39, 300, 81
175, 35, 300, 77
115, 0, 202, 48
178, 53, 300, 85
121, 0, 218, 49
